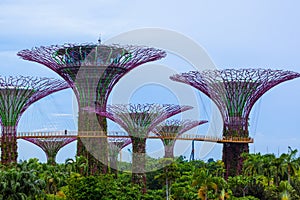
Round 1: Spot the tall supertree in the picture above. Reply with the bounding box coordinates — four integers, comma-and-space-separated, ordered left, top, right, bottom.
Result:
0, 76, 69, 164
107, 131, 131, 176
90, 103, 192, 193
170, 68, 300, 177
153, 119, 208, 159
17, 44, 166, 174
23, 137, 77, 165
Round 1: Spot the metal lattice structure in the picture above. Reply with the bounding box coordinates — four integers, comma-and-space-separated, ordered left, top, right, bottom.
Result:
23, 137, 76, 165
0, 76, 69, 164
17, 44, 166, 109
92, 103, 192, 193
170, 68, 300, 177
17, 44, 166, 174
153, 119, 208, 158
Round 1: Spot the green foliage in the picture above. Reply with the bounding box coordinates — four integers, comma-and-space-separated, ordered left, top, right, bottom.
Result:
0, 167, 45, 199
229, 196, 260, 200
1, 150, 300, 199
65, 173, 145, 200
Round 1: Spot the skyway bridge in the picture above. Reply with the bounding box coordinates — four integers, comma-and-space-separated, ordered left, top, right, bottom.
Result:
16, 131, 253, 144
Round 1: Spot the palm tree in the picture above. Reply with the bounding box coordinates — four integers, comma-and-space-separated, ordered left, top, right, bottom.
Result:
0, 168, 45, 199
279, 181, 291, 200
65, 156, 89, 176
272, 156, 285, 186
207, 160, 225, 177
40, 165, 66, 195
282, 147, 299, 184
155, 158, 180, 200
192, 169, 218, 200
242, 153, 263, 176
261, 154, 276, 186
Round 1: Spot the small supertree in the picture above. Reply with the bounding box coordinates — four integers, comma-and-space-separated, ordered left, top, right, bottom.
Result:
90, 103, 192, 193
170, 68, 300, 177
0, 76, 69, 164
153, 119, 208, 158
108, 131, 131, 176
23, 137, 77, 165
18, 44, 166, 174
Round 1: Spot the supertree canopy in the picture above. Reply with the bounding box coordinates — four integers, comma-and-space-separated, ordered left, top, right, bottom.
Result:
153, 119, 208, 158
17, 43, 166, 174
23, 137, 77, 165
91, 103, 192, 193
170, 68, 300, 177
17, 44, 166, 109
0, 76, 69, 164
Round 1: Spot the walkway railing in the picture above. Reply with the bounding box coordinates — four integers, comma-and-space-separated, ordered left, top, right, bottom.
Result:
16, 131, 253, 143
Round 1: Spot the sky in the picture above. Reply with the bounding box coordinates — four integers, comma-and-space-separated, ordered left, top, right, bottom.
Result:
0, 0, 300, 163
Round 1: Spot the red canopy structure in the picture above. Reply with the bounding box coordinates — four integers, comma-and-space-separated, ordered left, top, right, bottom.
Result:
17, 44, 166, 174
90, 103, 192, 193
153, 119, 207, 158
23, 137, 76, 165
170, 68, 300, 177
0, 76, 69, 164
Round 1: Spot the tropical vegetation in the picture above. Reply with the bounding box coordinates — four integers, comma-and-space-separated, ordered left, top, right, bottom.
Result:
1, 147, 300, 199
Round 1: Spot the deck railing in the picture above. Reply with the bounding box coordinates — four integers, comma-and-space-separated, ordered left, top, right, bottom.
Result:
16, 131, 253, 143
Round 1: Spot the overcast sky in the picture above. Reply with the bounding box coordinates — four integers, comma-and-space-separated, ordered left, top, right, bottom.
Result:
1, 0, 300, 162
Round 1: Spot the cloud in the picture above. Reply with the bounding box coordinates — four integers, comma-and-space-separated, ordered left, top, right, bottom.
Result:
0, 0, 131, 43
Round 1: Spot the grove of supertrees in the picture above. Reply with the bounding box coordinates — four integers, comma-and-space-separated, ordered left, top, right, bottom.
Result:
90, 103, 193, 193
23, 137, 77, 165
170, 68, 300, 177
152, 119, 208, 159
17, 44, 166, 174
0, 76, 69, 164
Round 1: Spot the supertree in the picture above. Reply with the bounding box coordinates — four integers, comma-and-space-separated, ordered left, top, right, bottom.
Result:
0, 76, 69, 164
23, 137, 77, 165
153, 119, 208, 159
17, 43, 166, 174
170, 68, 300, 177
90, 103, 192, 193
107, 131, 131, 177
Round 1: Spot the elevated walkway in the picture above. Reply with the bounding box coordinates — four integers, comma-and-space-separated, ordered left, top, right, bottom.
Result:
16, 131, 253, 143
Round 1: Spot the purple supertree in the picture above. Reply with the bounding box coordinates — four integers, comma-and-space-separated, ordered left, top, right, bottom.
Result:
153, 119, 208, 158
0, 76, 69, 164
108, 131, 131, 176
17, 44, 166, 174
170, 68, 300, 177
90, 103, 192, 193
23, 137, 76, 165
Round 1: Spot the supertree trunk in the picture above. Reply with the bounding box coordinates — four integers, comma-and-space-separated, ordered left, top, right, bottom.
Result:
223, 143, 248, 178
108, 136, 131, 177
47, 155, 56, 165
131, 136, 147, 192
223, 118, 249, 177
77, 111, 107, 175
109, 153, 118, 175
164, 144, 175, 159
1, 126, 18, 164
